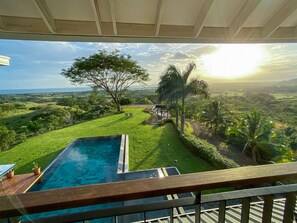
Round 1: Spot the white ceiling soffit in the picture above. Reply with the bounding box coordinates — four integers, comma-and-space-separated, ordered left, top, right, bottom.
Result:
0, 0, 297, 43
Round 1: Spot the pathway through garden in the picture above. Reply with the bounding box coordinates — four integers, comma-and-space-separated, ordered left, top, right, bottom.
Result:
188, 120, 254, 166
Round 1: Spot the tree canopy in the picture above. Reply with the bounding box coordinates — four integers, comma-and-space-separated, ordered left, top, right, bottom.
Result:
61, 50, 149, 112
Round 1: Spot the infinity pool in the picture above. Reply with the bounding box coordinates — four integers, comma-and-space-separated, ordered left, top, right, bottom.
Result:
23, 136, 184, 223
31, 136, 121, 191
24, 136, 123, 222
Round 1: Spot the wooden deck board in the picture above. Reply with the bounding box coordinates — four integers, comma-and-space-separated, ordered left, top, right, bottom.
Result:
0, 173, 42, 196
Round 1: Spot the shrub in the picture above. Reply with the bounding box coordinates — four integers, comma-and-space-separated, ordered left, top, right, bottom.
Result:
181, 133, 239, 169
159, 118, 173, 126
120, 97, 135, 105
0, 126, 16, 151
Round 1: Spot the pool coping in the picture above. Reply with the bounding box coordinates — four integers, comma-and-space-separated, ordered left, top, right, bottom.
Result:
42, 134, 129, 177
118, 135, 129, 174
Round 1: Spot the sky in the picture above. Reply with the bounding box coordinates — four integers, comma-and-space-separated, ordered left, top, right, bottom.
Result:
0, 40, 297, 89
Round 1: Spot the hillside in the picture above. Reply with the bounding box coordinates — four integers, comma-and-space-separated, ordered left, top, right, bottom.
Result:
278, 78, 297, 86
0, 108, 213, 174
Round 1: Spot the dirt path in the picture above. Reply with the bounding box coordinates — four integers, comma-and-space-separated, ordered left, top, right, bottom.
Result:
188, 120, 254, 166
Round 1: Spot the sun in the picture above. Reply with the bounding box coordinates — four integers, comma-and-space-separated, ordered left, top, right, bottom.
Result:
201, 45, 266, 79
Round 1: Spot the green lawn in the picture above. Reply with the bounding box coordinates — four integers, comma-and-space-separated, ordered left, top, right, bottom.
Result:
0, 108, 214, 174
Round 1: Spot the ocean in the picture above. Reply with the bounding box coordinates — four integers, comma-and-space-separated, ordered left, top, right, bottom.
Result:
0, 87, 91, 95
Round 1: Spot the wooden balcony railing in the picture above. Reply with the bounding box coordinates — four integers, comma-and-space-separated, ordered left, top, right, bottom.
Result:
1, 162, 297, 223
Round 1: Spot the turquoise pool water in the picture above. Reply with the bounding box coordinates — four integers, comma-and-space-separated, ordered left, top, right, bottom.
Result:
24, 136, 122, 222
23, 136, 176, 223
31, 137, 121, 191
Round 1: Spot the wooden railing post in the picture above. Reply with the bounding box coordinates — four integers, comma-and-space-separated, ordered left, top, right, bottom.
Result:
195, 192, 201, 223
262, 195, 274, 223
241, 197, 251, 223
283, 193, 296, 223
169, 208, 174, 223
218, 200, 226, 223
143, 211, 147, 223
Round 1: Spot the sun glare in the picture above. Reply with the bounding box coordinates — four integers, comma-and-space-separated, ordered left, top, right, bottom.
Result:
201, 45, 266, 79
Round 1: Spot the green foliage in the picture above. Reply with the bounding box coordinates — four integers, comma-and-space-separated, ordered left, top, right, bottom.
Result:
181, 133, 239, 169
33, 162, 39, 168
226, 111, 274, 163
120, 97, 135, 105
0, 125, 16, 151
83, 105, 113, 119
184, 97, 206, 119
200, 100, 229, 135
135, 97, 153, 105
57, 96, 77, 107
61, 50, 149, 111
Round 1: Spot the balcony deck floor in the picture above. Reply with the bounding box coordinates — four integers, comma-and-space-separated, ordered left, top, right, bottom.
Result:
0, 173, 42, 196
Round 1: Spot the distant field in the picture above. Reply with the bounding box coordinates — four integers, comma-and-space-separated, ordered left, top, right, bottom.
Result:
0, 107, 214, 174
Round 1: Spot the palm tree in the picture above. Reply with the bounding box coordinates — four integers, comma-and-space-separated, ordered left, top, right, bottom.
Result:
157, 62, 208, 135
200, 100, 228, 135
229, 111, 273, 163
156, 69, 180, 127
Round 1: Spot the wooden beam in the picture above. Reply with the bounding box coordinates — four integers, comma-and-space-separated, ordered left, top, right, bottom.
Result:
262, 0, 297, 38
2, 16, 51, 33
295, 26, 297, 37
90, 0, 102, 34
2, 23, 297, 43
193, 0, 214, 37
229, 0, 262, 38
0, 16, 4, 31
1, 162, 297, 218
155, 0, 166, 36
33, 0, 56, 33
108, 0, 117, 35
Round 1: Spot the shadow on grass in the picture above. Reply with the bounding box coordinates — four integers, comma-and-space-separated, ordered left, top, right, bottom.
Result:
99, 116, 129, 127
16, 150, 63, 174
133, 145, 160, 170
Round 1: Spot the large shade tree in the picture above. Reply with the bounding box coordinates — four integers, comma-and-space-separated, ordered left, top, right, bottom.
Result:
157, 63, 208, 135
61, 50, 149, 112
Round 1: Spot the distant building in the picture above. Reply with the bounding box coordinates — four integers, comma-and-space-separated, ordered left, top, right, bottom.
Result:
152, 104, 169, 119
0, 55, 10, 66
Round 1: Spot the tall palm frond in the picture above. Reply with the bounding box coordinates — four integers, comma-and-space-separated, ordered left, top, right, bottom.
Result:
156, 62, 209, 135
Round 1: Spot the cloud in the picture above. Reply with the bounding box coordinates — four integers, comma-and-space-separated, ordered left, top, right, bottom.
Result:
186, 45, 218, 58
170, 52, 194, 60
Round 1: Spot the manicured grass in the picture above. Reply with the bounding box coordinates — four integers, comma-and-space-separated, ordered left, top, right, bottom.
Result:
0, 108, 214, 174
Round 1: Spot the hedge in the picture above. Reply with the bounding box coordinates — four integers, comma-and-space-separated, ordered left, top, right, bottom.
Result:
144, 113, 239, 169
181, 132, 239, 169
